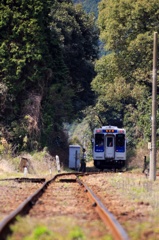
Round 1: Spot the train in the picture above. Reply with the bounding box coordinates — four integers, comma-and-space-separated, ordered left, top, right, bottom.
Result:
92, 125, 126, 170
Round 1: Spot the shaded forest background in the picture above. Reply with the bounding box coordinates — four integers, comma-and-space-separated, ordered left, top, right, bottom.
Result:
0, 0, 159, 166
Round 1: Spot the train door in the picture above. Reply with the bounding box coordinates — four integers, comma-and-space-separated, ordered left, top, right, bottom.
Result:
105, 136, 115, 158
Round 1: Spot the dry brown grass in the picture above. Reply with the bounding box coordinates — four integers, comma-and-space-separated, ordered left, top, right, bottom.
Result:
0, 150, 68, 180
128, 143, 159, 172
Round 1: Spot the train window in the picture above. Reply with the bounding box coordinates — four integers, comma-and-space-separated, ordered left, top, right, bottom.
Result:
95, 134, 104, 146
116, 134, 125, 147
107, 137, 113, 147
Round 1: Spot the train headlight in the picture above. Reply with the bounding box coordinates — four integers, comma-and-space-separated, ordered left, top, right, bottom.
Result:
96, 129, 102, 133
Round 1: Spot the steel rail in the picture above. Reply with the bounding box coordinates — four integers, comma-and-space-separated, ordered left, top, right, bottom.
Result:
0, 173, 79, 239
0, 173, 129, 240
76, 177, 130, 240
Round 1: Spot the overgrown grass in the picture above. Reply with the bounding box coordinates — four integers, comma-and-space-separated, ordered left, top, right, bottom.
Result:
107, 174, 159, 210
105, 173, 159, 239
8, 216, 112, 240
0, 149, 69, 179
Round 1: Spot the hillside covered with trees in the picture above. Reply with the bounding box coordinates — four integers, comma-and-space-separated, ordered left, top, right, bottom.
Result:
1, 0, 159, 164
91, 0, 159, 147
0, 0, 98, 158
72, 0, 159, 152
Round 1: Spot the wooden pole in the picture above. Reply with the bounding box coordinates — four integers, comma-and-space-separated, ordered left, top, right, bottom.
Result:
149, 32, 157, 181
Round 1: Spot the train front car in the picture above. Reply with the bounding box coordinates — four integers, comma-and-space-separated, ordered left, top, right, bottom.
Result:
93, 126, 126, 170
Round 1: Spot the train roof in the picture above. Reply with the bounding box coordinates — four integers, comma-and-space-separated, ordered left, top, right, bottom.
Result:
102, 126, 118, 129
94, 125, 126, 133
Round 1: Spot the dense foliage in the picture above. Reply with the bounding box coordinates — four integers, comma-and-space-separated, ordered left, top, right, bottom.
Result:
50, 1, 98, 113
1, 0, 159, 160
0, 0, 58, 151
91, 0, 159, 146
73, 0, 100, 17
0, 0, 98, 154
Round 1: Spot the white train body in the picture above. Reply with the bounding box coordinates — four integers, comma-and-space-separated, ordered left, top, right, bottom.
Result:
93, 126, 126, 170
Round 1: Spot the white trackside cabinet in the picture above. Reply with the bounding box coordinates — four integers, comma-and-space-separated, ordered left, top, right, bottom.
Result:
69, 145, 81, 169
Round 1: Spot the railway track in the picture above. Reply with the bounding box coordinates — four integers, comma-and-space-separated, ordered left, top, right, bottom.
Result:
0, 173, 129, 240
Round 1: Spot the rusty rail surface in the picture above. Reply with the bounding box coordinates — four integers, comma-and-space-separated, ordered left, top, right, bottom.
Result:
0, 173, 129, 240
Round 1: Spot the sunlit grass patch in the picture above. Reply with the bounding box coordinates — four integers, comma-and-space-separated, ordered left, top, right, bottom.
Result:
126, 216, 159, 240
107, 174, 159, 208
8, 216, 87, 240
8, 215, 112, 240
24, 226, 52, 240
68, 226, 85, 239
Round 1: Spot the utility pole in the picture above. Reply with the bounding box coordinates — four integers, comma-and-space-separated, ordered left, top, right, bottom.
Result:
149, 32, 158, 181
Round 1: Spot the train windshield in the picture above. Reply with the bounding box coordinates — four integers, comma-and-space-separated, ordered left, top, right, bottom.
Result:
95, 134, 104, 152
107, 137, 113, 147
116, 134, 125, 152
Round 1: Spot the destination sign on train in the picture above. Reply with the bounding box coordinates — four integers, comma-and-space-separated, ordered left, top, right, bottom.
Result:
95, 129, 124, 133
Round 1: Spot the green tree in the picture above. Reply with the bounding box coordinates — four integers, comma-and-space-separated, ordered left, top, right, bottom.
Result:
0, 0, 99, 153
0, 0, 72, 150
73, 0, 100, 17
0, 0, 55, 96
50, 0, 99, 114
91, 0, 159, 144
